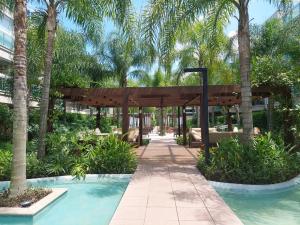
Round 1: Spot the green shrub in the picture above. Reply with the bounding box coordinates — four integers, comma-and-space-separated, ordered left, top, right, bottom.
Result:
253, 111, 268, 132
197, 133, 300, 184
176, 136, 189, 145
0, 104, 13, 141
45, 131, 137, 178
0, 131, 137, 181
0, 150, 12, 181
26, 153, 45, 178
87, 135, 137, 174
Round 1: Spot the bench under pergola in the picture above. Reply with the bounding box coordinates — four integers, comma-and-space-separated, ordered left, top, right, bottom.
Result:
61, 85, 270, 147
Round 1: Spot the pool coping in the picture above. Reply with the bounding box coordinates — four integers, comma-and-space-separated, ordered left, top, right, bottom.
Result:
0, 174, 132, 217
209, 174, 300, 192
0, 188, 67, 216
0, 174, 132, 187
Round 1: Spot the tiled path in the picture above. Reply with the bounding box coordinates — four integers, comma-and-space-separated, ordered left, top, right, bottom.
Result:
109, 134, 243, 225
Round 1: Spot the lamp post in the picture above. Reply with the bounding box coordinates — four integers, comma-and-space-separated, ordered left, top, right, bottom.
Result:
183, 67, 210, 164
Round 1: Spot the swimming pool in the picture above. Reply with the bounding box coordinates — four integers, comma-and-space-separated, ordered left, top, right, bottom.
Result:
215, 184, 300, 225
0, 175, 130, 225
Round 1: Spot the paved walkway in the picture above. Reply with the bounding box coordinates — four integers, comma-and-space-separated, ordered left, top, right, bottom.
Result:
109, 134, 243, 225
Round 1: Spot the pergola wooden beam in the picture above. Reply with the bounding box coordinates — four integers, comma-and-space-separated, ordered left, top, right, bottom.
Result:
61, 85, 270, 108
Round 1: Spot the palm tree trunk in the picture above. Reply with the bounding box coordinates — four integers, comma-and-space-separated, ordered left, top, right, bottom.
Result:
238, 1, 253, 142
47, 96, 55, 133
10, 0, 28, 196
37, 3, 57, 159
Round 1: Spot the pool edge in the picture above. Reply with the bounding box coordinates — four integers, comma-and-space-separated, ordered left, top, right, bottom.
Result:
209, 174, 300, 192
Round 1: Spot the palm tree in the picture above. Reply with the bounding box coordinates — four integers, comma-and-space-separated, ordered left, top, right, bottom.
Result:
101, 32, 150, 88
35, 0, 134, 158
10, 0, 28, 196
143, 0, 290, 142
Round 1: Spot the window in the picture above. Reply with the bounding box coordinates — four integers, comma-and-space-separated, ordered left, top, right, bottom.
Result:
0, 14, 13, 33
0, 30, 13, 50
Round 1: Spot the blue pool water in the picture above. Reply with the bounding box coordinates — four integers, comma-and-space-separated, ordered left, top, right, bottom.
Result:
216, 185, 300, 225
0, 176, 130, 225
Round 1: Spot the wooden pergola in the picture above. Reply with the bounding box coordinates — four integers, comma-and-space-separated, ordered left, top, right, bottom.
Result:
61, 85, 270, 146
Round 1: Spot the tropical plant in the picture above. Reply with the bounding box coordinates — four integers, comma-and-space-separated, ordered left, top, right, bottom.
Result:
250, 17, 300, 146
142, 0, 291, 143
34, 0, 134, 159
10, 0, 28, 196
0, 149, 12, 181
198, 133, 300, 184
100, 31, 150, 88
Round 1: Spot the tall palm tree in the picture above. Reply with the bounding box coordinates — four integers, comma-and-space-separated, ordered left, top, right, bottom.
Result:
10, 0, 28, 196
35, 0, 134, 158
143, 0, 290, 142
101, 32, 150, 88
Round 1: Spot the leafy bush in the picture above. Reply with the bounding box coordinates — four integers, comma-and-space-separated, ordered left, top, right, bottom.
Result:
198, 133, 300, 184
0, 150, 12, 181
176, 136, 188, 145
176, 136, 184, 145
87, 135, 137, 174
253, 111, 268, 132
0, 104, 13, 141
0, 131, 137, 181
45, 131, 137, 178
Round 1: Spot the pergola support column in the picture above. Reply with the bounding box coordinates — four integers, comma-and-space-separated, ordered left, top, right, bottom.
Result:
201, 69, 210, 164
122, 92, 129, 141
139, 107, 143, 146
182, 106, 187, 145
177, 106, 181, 136
96, 106, 101, 129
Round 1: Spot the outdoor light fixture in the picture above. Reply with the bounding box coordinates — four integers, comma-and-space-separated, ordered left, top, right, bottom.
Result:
183, 67, 210, 164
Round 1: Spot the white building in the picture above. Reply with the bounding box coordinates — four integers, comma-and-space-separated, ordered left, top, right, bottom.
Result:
0, 9, 14, 105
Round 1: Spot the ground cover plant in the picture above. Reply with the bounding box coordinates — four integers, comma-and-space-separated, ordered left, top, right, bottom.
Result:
198, 133, 300, 184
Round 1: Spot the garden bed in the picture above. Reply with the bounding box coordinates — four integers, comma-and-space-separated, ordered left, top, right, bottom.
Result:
0, 188, 51, 208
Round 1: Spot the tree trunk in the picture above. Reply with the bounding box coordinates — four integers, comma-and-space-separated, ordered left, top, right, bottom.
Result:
267, 96, 274, 132
172, 107, 175, 127
283, 89, 295, 146
96, 107, 101, 129
238, 1, 253, 142
37, 3, 57, 159
47, 96, 55, 133
63, 99, 67, 124
10, 0, 28, 196
226, 107, 233, 131
235, 105, 240, 126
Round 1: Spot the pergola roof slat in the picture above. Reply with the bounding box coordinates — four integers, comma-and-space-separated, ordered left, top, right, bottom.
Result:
61, 85, 271, 108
